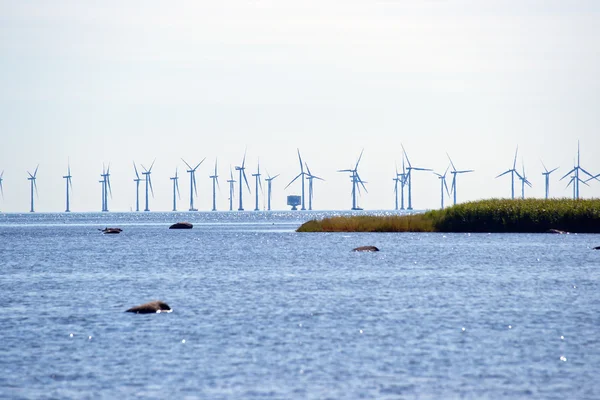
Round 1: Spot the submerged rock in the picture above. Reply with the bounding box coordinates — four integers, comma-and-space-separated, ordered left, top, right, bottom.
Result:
126, 301, 172, 314
352, 246, 380, 252
169, 222, 193, 229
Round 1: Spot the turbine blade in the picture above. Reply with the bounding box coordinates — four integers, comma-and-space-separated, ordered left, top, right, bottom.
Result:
285, 174, 302, 189
242, 149, 247, 169
541, 160, 548, 173
193, 175, 197, 197
446, 153, 457, 171
176, 179, 181, 199
355, 149, 364, 170
149, 176, 154, 197
496, 170, 511, 178
243, 171, 251, 192
149, 159, 156, 172
297, 149, 303, 172
194, 157, 206, 170
133, 162, 140, 179
513, 146, 518, 169
181, 158, 192, 170
560, 168, 576, 180
34, 164, 39, 178
401, 144, 411, 168
107, 176, 112, 198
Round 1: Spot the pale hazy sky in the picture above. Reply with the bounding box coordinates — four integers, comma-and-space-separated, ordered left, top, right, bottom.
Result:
1, 0, 599, 212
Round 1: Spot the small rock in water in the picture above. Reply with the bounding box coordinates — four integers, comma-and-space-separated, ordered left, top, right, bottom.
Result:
352, 246, 380, 252
546, 229, 567, 234
100, 227, 122, 234
593, 246, 600, 250
126, 300, 172, 314
169, 222, 193, 230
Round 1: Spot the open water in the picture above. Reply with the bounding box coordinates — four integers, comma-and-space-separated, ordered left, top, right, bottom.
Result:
1, 211, 599, 399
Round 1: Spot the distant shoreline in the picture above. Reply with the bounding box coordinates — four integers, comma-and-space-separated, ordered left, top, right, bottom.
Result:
296, 198, 600, 233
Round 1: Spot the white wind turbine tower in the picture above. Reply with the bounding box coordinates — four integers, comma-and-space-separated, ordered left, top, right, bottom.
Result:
540, 161, 559, 199
100, 164, 112, 212
393, 164, 401, 211
401, 145, 431, 210
141, 160, 155, 212
235, 150, 251, 211
265, 172, 279, 211
252, 160, 262, 211
285, 149, 308, 210
227, 166, 236, 211
170, 168, 180, 211
0, 170, 4, 206
182, 158, 205, 211
518, 161, 532, 199
209, 159, 219, 211
337, 149, 367, 211
63, 162, 73, 212
447, 153, 474, 206
433, 165, 450, 209
560, 141, 595, 199
133, 162, 143, 212
305, 162, 324, 211
496, 147, 521, 200
27, 165, 39, 213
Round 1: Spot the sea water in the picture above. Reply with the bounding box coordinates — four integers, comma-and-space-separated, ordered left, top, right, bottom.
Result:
1, 211, 599, 399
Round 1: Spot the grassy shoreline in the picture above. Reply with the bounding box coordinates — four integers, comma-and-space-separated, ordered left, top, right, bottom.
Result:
297, 199, 600, 233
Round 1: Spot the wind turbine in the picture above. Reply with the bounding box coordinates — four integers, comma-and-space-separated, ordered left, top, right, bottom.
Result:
170, 168, 180, 211
285, 149, 308, 210
398, 155, 408, 210
337, 149, 367, 210
541, 161, 559, 199
209, 159, 219, 211
560, 141, 596, 199
252, 160, 262, 211
182, 158, 205, 211
0, 170, 4, 202
100, 164, 112, 212
63, 162, 73, 212
496, 147, 521, 200
305, 162, 324, 211
133, 162, 143, 212
401, 145, 431, 210
518, 161, 532, 199
141, 160, 155, 212
447, 153, 474, 206
227, 166, 236, 211
235, 150, 251, 211
265, 172, 279, 211
433, 165, 450, 209
27, 165, 39, 213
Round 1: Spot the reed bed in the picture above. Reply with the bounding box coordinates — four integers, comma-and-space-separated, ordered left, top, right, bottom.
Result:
296, 198, 600, 233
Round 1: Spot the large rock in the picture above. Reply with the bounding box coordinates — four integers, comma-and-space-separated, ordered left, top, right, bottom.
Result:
593, 246, 600, 250
126, 301, 172, 314
352, 246, 380, 252
169, 222, 193, 229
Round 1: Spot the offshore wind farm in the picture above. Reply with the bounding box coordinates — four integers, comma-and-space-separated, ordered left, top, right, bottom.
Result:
2, 3, 600, 399
1, 142, 600, 213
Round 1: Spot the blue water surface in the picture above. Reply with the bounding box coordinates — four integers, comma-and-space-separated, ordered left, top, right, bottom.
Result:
1, 211, 599, 399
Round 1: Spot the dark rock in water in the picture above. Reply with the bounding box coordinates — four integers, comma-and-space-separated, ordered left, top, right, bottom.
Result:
126, 301, 172, 314
100, 227, 122, 234
546, 229, 568, 234
169, 222, 193, 229
593, 246, 600, 250
352, 246, 380, 252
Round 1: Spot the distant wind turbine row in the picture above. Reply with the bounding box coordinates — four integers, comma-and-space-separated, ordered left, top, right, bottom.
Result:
2, 143, 600, 213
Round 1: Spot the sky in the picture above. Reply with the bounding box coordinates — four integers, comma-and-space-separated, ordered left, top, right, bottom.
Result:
1, 0, 599, 212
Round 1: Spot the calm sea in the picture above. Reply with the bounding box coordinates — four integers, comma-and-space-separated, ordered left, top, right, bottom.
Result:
1, 211, 599, 399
